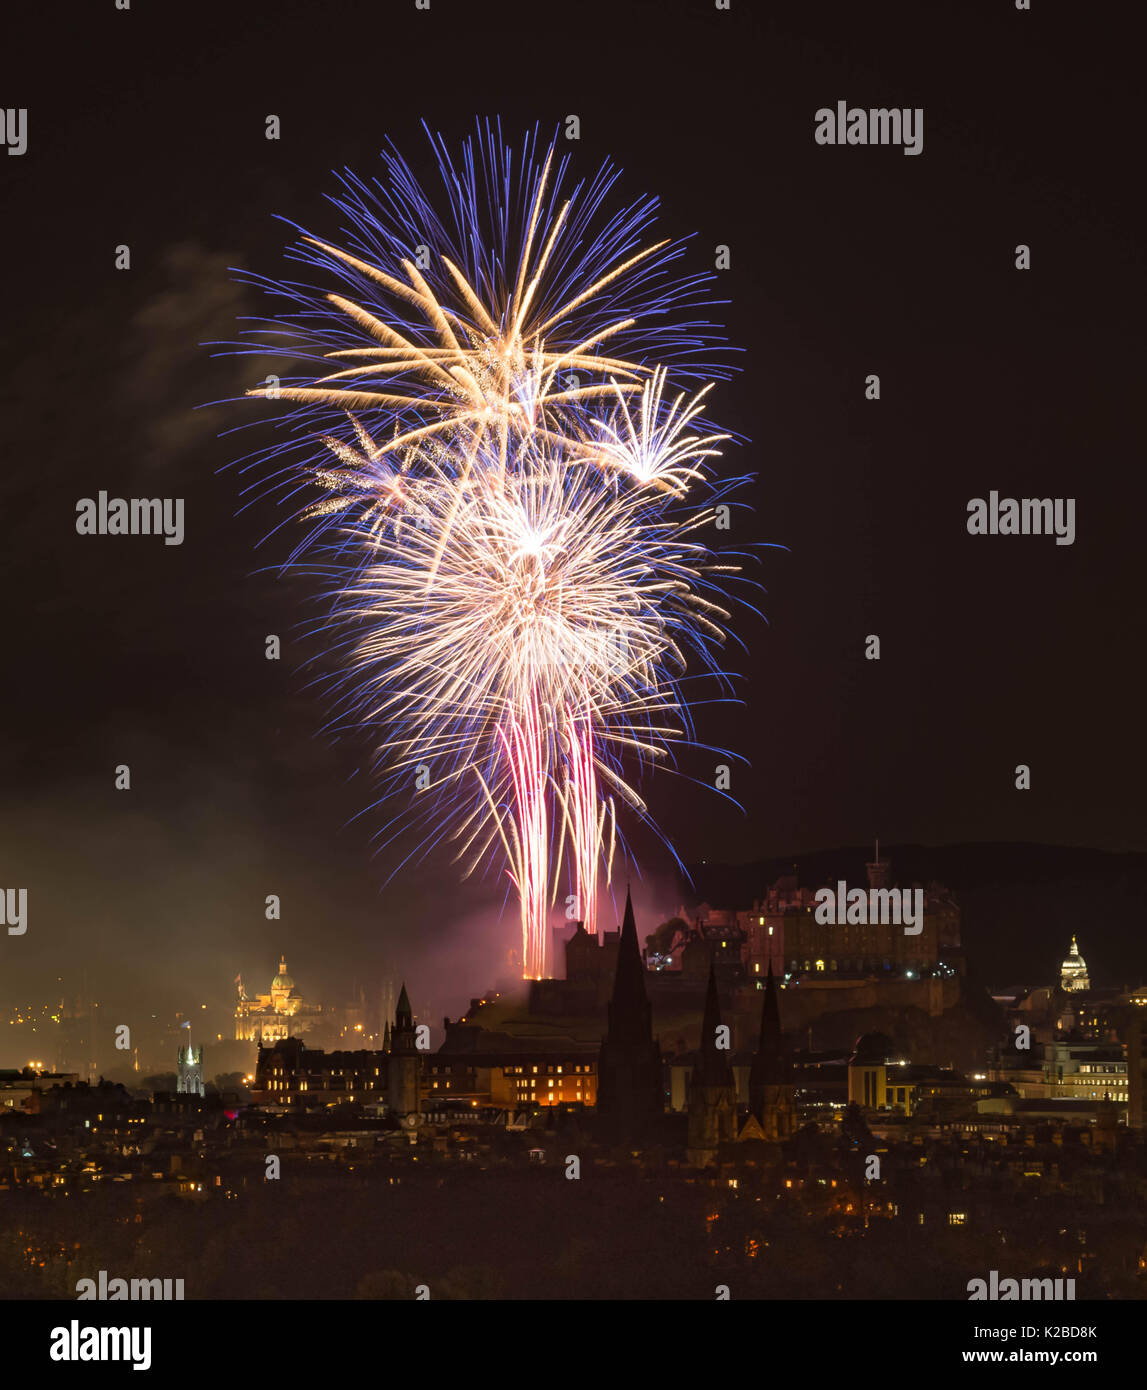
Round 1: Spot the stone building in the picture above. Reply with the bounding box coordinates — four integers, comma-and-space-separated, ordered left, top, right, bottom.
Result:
234, 956, 324, 1044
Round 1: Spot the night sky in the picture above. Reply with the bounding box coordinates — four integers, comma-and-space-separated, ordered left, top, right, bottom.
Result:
1, 0, 1141, 1027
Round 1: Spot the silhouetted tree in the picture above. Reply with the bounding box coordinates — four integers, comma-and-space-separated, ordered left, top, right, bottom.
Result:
646, 916, 689, 957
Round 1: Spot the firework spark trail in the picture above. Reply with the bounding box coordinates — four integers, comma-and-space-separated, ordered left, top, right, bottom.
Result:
234, 121, 752, 978
563, 700, 604, 940
324, 444, 738, 976
498, 692, 549, 979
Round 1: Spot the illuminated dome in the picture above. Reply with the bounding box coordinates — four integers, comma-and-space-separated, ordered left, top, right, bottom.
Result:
272, 957, 294, 991
1060, 936, 1089, 993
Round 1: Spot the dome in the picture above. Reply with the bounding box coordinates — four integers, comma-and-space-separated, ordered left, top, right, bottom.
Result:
1060, 936, 1089, 992
272, 957, 294, 991
1061, 937, 1086, 972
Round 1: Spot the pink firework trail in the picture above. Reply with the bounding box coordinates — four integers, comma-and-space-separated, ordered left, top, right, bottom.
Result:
499, 692, 551, 980
565, 702, 605, 941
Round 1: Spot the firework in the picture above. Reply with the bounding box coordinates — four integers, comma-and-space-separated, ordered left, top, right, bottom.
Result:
237, 121, 749, 978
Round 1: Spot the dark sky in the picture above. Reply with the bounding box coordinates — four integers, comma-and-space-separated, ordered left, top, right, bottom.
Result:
0, 0, 1141, 1028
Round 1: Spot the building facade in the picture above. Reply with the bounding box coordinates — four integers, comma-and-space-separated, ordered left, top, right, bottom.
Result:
234, 957, 324, 1043
694, 854, 962, 983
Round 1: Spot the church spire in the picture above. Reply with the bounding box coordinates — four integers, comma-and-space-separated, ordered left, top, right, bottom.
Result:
749, 960, 795, 1139
597, 887, 662, 1133
752, 962, 787, 1089
686, 962, 737, 1165
695, 963, 732, 1086
608, 888, 649, 1024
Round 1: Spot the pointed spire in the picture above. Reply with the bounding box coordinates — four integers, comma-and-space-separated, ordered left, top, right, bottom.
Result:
396, 982, 411, 1021
597, 885, 661, 1131
750, 961, 795, 1138
695, 963, 732, 1086
752, 961, 788, 1089
603, 886, 653, 1047
610, 887, 647, 1011
621, 885, 636, 938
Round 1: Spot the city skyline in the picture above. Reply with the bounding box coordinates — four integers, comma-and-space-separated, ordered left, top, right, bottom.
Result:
2, 844, 1133, 1082
0, 0, 1140, 1338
